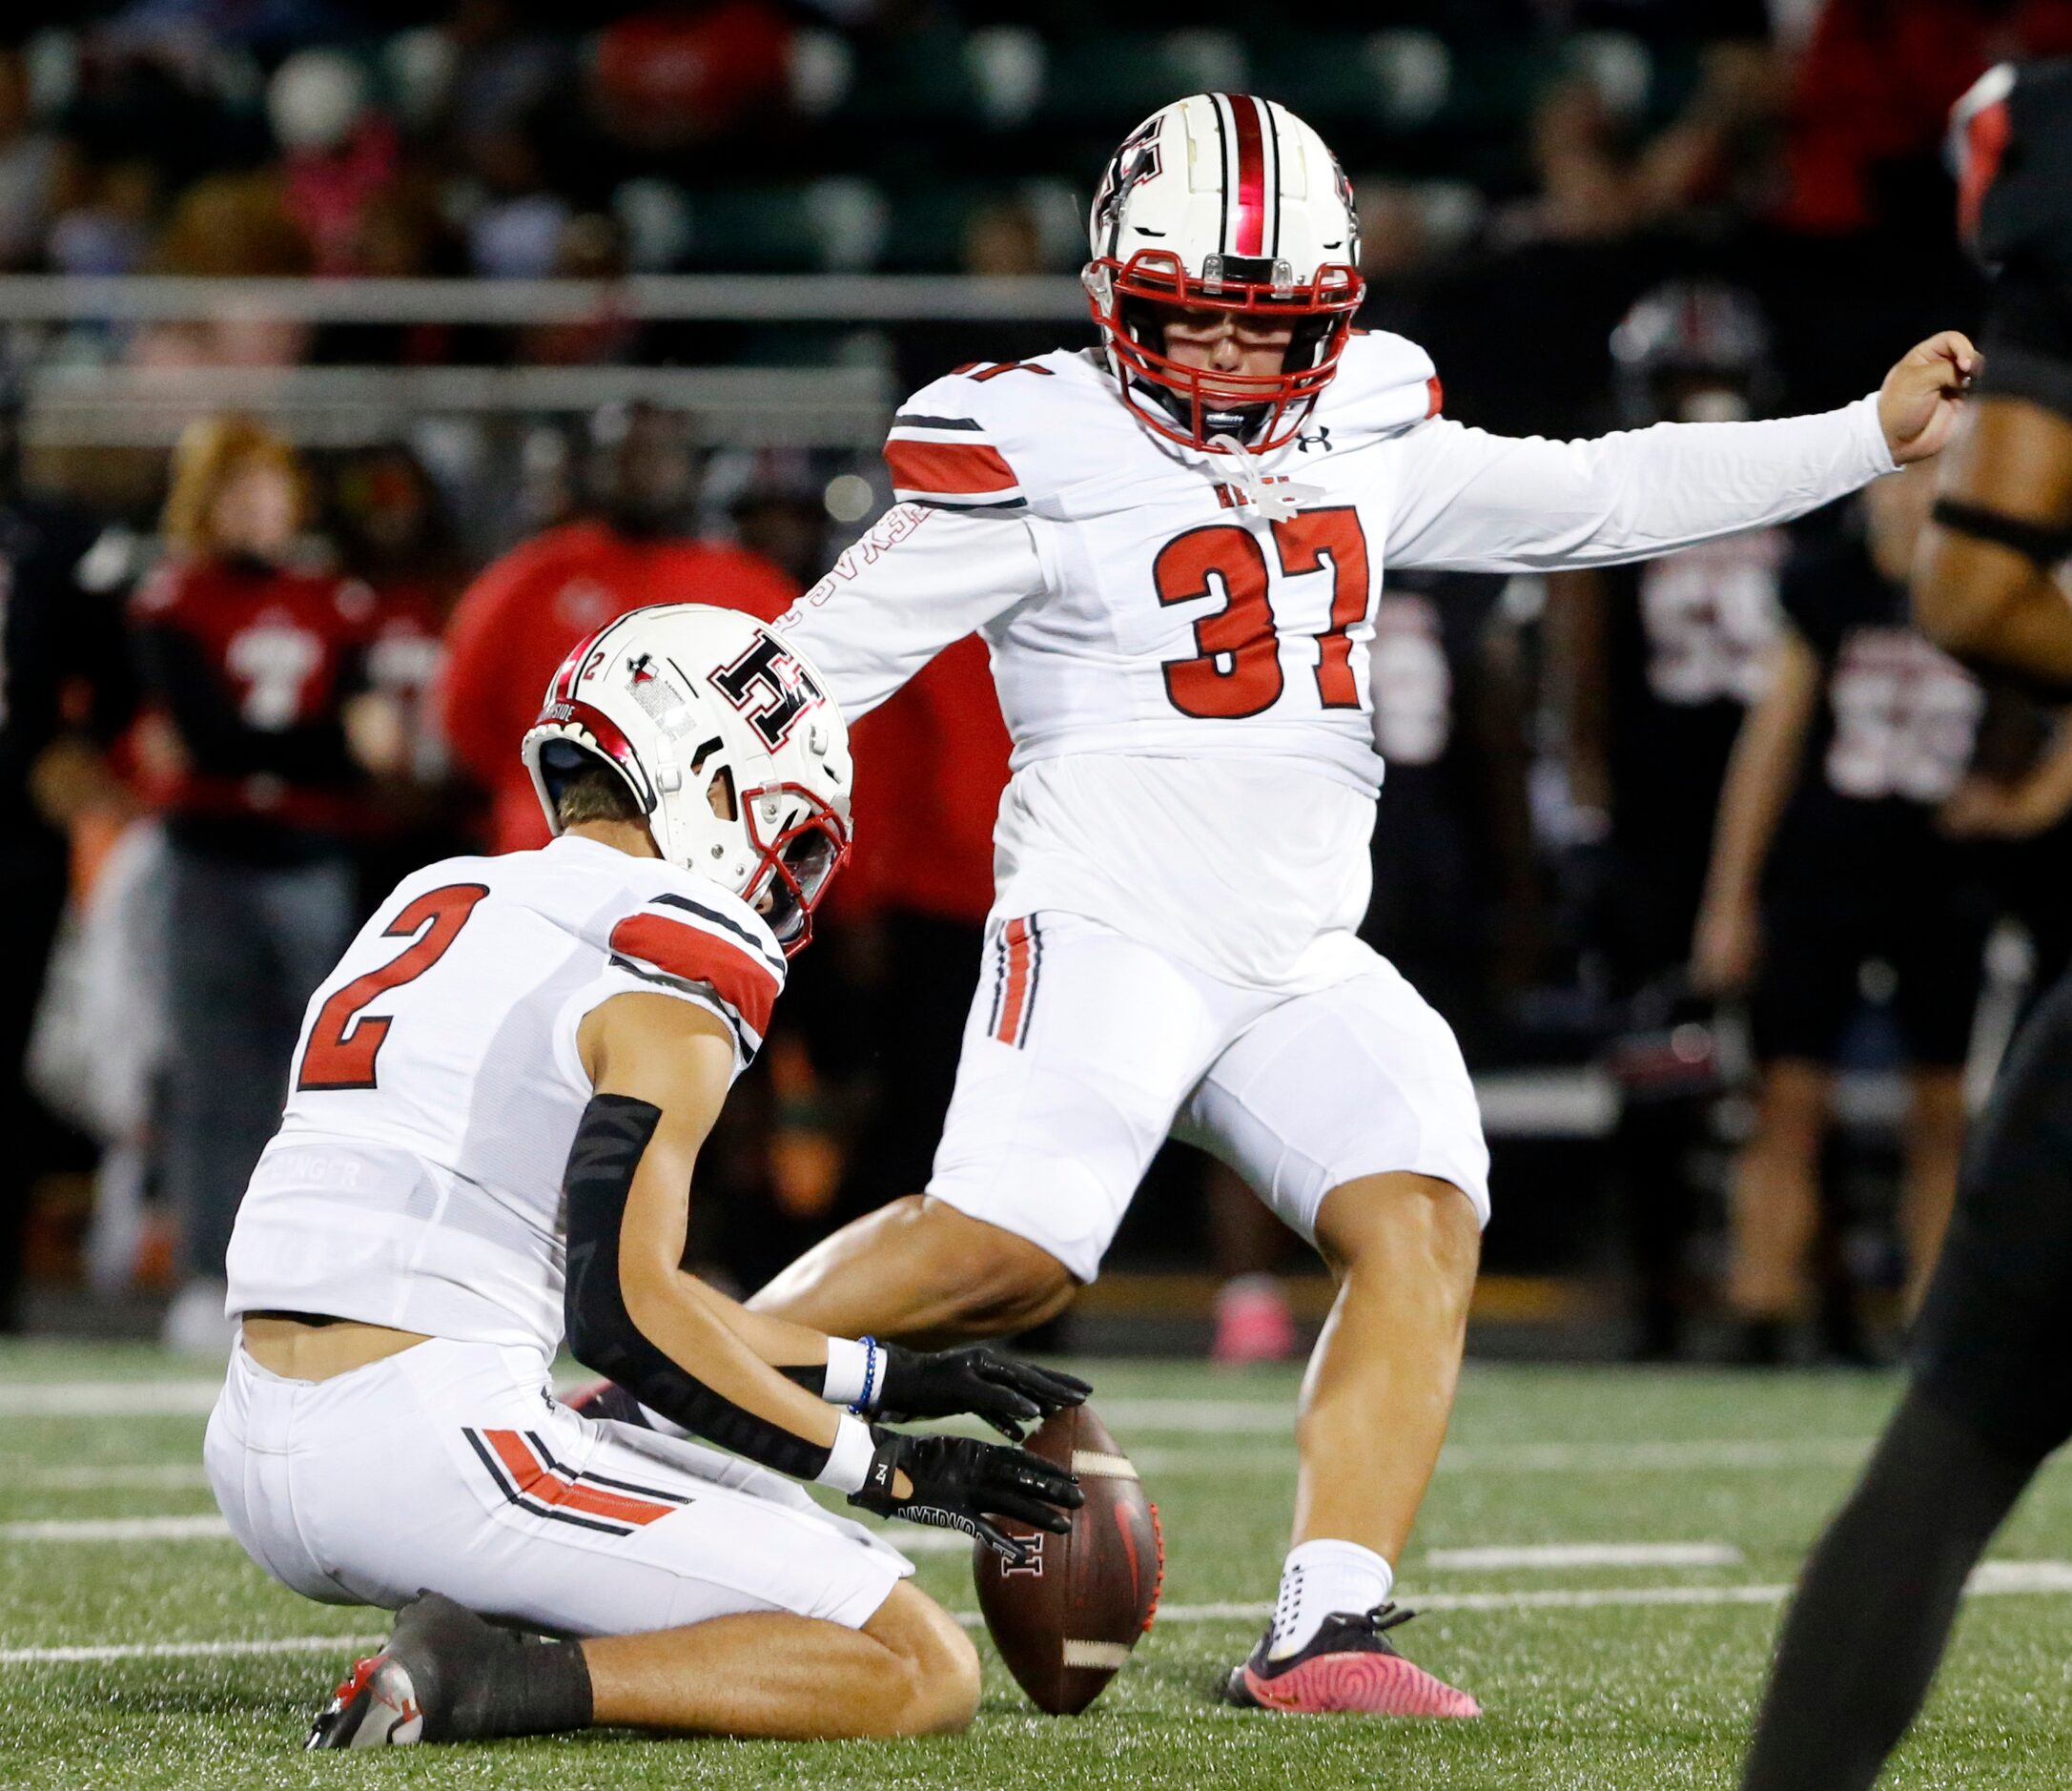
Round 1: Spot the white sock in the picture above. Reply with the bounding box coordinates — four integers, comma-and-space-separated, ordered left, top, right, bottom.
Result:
1267, 1539, 1395, 1659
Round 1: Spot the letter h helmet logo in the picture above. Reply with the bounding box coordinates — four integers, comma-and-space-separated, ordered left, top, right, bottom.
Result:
1000, 1534, 1045, 1577
708, 631, 825, 749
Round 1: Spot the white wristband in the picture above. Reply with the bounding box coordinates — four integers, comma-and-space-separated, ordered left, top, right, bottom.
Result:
814, 1412, 878, 1494
822, 1336, 872, 1409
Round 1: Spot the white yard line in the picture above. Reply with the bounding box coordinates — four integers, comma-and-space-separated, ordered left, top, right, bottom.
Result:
0, 1634, 379, 1666
0, 1517, 1749, 1573
0, 1382, 220, 1417
11, 1465, 215, 1490
1129, 1438, 1877, 1476
1425, 1542, 1743, 1572
0, 1516, 1748, 1572
10, 1563, 2072, 1665
0, 1512, 961, 1553
2, 1514, 231, 1542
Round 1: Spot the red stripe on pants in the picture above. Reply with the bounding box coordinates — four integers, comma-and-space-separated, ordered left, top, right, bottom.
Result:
995, 917, 1033, 1045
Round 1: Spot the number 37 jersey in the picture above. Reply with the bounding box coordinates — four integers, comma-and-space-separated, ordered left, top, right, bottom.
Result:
224, 834, 786, 1353
783, 334, 1893, 988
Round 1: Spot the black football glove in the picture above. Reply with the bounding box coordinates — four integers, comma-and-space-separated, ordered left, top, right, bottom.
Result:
848, 1430, 1083, 1564
874, 1345, 1093, 1440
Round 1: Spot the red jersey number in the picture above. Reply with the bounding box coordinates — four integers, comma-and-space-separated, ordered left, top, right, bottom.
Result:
1155, 509, 1373, 719
296, 884, 490, 1092
1155, 526, 1282, 719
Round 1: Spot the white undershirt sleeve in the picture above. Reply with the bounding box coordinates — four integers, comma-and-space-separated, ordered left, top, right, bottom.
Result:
1385, 394, 1898, 573
778, 503, 1047, 720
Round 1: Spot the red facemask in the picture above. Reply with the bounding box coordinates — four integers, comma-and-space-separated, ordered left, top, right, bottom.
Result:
1084, 249, 1364, 452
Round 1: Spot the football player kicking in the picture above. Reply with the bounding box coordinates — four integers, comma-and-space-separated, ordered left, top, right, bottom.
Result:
1741, 61, 2072, 1791
720, 93, 1979, 1719
201, 604, 1086, 1749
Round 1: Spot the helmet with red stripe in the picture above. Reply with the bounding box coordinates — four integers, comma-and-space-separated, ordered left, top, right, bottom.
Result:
522, 604, 852, 955
1083, 93, 1365, 453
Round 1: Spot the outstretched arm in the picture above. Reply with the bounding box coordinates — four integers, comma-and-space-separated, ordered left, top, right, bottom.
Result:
1389, 334, 1976, 575
780, 504, 1044, 720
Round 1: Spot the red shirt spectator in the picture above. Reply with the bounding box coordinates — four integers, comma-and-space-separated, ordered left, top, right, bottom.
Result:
843, 634, 1011, 927
1782, 0, 2072, 235
437, 518, 795, 853
590, 0, 794, 152
131, 557, 386, 846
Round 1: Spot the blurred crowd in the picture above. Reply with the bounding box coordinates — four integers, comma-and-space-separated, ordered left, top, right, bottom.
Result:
4, 1, 2071, 1368
0, 4, 2060, 335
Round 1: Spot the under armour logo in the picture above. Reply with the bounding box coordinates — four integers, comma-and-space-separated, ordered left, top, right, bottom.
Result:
1296, 426, 1334, 455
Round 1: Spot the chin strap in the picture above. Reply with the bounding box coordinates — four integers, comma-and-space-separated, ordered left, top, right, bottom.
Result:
1205, 433, 1323, 523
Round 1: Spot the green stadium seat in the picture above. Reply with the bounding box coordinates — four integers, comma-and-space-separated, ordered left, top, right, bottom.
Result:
687, 179, 890, 273
1036, 31, 1249, 127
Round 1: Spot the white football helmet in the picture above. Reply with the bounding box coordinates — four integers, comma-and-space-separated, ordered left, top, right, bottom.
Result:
522, 604, 852, 954
1083, 93, 1364, 452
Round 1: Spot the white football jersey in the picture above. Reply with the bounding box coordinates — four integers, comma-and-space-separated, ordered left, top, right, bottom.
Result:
225, 834, 786, 1353
784, 334, 1895, 987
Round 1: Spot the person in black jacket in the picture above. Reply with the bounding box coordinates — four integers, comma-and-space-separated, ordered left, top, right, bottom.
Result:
0, 381, 133, 1331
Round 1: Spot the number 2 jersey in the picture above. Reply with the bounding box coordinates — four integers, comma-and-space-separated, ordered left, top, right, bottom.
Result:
782, 332, 1898, 991
224, 834, 786, 1353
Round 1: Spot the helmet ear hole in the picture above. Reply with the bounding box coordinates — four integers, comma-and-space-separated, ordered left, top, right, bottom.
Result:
706, 763, 738, 823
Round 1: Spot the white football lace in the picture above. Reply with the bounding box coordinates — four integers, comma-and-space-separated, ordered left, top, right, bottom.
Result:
1205, 433, 1323, 522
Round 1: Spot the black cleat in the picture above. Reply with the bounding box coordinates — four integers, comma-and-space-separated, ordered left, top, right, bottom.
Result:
307, 1592, 487, 1748
1220, 1603, 1482, 1717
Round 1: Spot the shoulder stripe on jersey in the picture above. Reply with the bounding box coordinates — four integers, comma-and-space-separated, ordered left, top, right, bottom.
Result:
892, 412, 985, 431
608, 957, 755, 1059
885, 438, 1018, 499
651, 893, 784, 974
609, 915, 779, 1040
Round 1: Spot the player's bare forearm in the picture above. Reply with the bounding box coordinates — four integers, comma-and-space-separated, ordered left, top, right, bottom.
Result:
614, 1106, 845, 1454
579, 992, 845, 1458
1913, 396, 2072, 691
672, 1272, 840, 1376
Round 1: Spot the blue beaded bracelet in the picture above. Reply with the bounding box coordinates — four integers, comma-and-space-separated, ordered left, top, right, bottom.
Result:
851, 1335, 880, 1415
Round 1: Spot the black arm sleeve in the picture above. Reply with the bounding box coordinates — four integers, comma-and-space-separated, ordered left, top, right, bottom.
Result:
561, 1093, 838, 1481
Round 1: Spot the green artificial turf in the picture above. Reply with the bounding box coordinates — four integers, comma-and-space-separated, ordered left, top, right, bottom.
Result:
4, 1345, 2070, 1789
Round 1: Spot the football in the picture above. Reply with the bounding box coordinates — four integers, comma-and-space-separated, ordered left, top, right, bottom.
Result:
972, 1403, 1162, 1716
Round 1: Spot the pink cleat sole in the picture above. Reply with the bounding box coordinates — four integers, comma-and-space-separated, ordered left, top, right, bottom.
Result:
1239, 1651, 1483, 1718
